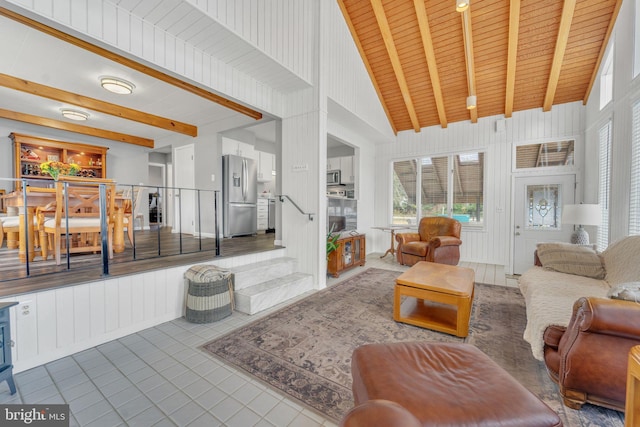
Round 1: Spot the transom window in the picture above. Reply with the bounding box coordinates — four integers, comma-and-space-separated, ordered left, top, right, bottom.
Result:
515, 140, 574, 169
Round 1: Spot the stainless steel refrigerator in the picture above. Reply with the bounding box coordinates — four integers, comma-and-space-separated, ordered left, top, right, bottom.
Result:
223, 155, 257, 237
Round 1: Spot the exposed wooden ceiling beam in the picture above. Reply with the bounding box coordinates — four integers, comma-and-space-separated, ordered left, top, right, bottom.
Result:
337, 0, 398, 134
370, 0, 421, 132
505, 0, 521, 118
0, 7, 262, 122
0, 108, 154, 148
413, 0, 447, 129
543, 0, 576, 112
461, 10, 478, 123
583, 0, 623, 104
0, 73, 197, 137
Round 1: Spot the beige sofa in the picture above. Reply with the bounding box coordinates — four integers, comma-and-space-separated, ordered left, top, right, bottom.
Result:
518, 236, 640, 361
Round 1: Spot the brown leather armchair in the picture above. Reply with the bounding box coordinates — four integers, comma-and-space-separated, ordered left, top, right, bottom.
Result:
543, 296, 640, 411
395, 217, 462, 266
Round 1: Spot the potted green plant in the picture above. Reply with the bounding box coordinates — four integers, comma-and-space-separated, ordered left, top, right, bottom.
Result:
327, 223, 340, 260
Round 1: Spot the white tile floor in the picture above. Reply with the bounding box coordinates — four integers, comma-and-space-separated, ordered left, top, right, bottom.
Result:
0, 254, 512, 426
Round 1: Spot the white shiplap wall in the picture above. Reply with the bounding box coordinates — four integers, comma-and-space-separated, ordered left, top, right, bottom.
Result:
375, 103, 585, 266
3, 249, 287, 373
322, 0, 394, 141
5, 0, 300, 116
186, 0, 315, 87
584, 0, 640, 244
281, 103, 326, 287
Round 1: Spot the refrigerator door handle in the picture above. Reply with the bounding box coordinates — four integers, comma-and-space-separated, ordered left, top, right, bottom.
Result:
241, 158, 245, 201
243, 158, 248, 201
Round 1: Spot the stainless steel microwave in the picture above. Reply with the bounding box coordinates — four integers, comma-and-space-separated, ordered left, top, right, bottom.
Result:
327, 170, 341, 185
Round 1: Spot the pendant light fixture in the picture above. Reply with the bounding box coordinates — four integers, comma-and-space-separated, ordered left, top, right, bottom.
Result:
100, 76, 135, 95
61, 109, 89, 121
458, 0, 477, 112
466, 95, 477, 110
456, 0, 470, 13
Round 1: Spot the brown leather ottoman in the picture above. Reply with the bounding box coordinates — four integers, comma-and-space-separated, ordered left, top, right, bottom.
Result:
349, 342, 562, 427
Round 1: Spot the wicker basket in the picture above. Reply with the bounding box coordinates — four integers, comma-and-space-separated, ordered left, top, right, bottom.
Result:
184, 265, 234, 323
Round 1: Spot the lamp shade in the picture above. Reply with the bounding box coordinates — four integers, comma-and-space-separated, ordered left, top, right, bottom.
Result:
562, 204, 601, 226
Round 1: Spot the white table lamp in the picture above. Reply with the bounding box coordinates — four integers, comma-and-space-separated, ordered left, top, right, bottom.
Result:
562, 204, 601, 245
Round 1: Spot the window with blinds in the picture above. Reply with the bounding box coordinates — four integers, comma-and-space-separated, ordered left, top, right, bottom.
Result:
598, 120, 612, 250
630, 102, 640, 235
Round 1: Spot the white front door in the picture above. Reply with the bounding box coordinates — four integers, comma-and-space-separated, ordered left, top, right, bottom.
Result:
513, 174, 576, 274
173, 145, 195, 235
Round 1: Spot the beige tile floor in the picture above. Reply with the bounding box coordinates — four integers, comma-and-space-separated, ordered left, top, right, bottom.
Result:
0, 254, 512, 426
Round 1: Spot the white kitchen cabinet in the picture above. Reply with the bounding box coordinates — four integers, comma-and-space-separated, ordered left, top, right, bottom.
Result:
257, 198, 269, 231
257, 152, 274, 182
327, 157, 340, 171
340, 156, 354, 184
221, 137, 256, 160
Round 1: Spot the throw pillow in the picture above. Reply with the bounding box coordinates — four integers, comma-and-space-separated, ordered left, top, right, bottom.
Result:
607, 282, 640, 302
536, 242, 606, 279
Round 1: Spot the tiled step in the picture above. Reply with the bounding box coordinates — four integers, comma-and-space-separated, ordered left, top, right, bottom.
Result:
234, 272, 314, 315
230, 257, 297, 290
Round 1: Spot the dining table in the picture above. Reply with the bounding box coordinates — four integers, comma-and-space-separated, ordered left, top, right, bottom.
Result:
1, 179, 126, 263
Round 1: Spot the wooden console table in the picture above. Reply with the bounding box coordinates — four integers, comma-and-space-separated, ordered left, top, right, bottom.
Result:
327, 233, 366, 277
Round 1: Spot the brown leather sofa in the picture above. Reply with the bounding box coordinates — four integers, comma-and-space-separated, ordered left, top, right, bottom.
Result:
395, 217, 462, 266
543, 296, 640, 411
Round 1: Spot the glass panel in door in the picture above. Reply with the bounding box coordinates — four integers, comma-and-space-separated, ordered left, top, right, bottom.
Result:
526, 184, 561, 229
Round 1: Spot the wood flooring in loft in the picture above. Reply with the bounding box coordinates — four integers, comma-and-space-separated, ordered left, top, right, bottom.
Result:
0, 229, 280, 297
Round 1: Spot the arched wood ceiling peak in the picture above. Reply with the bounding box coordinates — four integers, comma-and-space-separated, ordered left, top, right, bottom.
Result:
338, 0, 622, 133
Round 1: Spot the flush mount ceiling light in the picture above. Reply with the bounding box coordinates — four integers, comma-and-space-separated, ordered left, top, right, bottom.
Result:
466, 95, 477, 110
61, 109, 89, 121
100, 76, 135, 94
456, 0, 470, 12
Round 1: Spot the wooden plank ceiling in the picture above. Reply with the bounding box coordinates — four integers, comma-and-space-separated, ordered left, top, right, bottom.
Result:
338, 0, 622, 133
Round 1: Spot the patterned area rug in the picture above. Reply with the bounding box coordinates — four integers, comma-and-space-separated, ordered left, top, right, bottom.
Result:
201, 268, 624, 425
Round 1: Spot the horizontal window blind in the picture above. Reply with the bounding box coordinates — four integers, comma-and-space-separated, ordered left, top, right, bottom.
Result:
598, 120, 612, 250
631, 102, 640, 235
